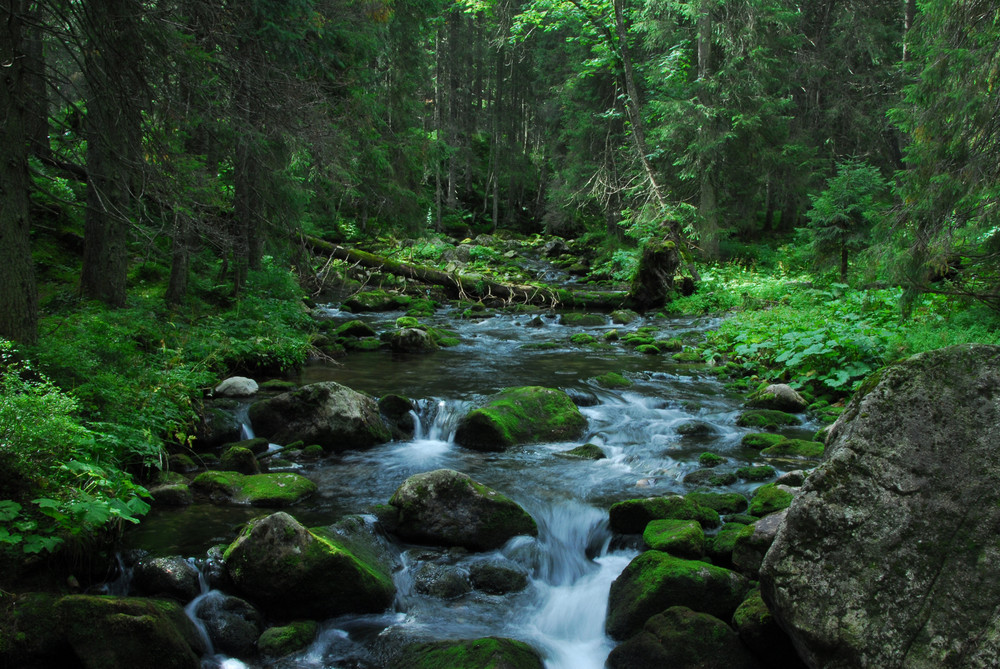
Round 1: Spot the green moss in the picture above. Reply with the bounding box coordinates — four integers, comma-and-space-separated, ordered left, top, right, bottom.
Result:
671, 349, 703, 363
334, 319, 377, 338
560, 313, 606, 327
257, 620, 318, 657
558, 443, 606, 460
343, 337, 383, 352
685, 492, 748, 515
636, 344, 661, 355
642, 519, 706, 558
609, 495, 720, 534
736, 409, 802, 429
657, 338, 684, 352
596, 372, 632, 389
732, 589, 771, 629
736, 465, 776, 481
395, 316, 421, 329
760, 438, 824, 459
570, 332, 597, 345
709, 522, 750, 560
391, 637, 544, 669
191, 470, 316, 506
747, 483, 793, 516
740, 433, 788, 450
454, 386, 587, 451
698, 452, 725, 467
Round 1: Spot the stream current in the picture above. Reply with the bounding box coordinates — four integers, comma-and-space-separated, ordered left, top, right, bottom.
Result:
126, 305, 817, 668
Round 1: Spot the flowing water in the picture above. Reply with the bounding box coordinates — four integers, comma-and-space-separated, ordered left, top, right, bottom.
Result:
126, 304, 818, 668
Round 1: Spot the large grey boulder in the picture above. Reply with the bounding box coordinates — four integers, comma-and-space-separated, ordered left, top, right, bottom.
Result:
760, 344, 1000, 668
389, 469, 538, 551
248, 381, 390, 451
223, 511, 395, 619
214, 376, 258, 397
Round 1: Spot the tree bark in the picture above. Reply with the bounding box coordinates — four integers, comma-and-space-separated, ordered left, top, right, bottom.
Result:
0, 0, 39, 344
80, 0, 141, 307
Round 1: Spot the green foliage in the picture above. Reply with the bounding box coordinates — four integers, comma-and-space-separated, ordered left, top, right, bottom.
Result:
0, 341, 150, 555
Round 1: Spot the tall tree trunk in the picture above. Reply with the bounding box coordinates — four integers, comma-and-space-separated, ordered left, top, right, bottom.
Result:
695, 0, 720, 259
902, 0, 916, 63
23, 4, 49, 162
80, 0, 141, 307
0, 0, 39, 344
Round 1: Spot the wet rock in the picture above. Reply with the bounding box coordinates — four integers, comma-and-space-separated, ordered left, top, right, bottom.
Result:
606, 551, 751, 639
412, 563, 472, 599
190, 470, 316, 506
642, 519, 705, 559
389, 327, 439, 353
197, 401, 242, 449
746, 483, 794, 517
248, 381, 391, 452
740, 432, 787, 450
454, 386, 587, 452
735, 409, 802, 429
559, 312, 605, 327
608, 495, 720, 534
388, 637, 544, 669
541, 238, 569, 257
732, 510, 787, 578
732, 589, 805, 668
223, 511, 395, 619
222, 437, 270, 455
148, 482, 193, 506
379, 393, 416, 438
335, 319, 378, 337
682, 469, 737, 486
684, 491, 748, 515
761, 344, 1000, 668
132, 555, 201, 602
389, 469, 537, 551
595, 371, 632, 389
675, 420, 716, 436
774, 469, 807, 487
214, 376, 258, 397
746, 383, 807, 413
707, 522, 750, 568
610, 309, 640, 325
219, 446, 260, 475
57, 595, 205, 669
192, 592, 263, 657
557, 443, 606, 460
468, 561, 529, 595
606, 606, 758, 669
258, 620, 318, 657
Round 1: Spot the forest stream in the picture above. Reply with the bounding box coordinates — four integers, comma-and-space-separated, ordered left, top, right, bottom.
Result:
120, 305, 817, 669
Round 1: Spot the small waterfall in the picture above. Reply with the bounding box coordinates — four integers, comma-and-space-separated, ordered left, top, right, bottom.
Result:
412, 398, 462, 443
182, 561, 251, 669
514, 502, 636, 669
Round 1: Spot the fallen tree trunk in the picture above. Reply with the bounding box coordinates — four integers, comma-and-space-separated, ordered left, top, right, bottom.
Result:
304, 235, 631, 310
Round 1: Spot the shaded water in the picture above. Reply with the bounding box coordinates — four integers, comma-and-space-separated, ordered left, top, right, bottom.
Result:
129, 307, 817, 668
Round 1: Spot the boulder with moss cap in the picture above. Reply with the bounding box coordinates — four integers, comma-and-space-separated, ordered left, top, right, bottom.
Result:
388, 469, 537, 551
454, 386, 587, 452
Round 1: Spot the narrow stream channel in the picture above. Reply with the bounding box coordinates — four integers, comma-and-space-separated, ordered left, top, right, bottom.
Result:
126, 306, 817, 668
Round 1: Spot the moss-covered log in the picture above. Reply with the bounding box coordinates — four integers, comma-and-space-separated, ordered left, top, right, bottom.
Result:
304, 235, 629, 310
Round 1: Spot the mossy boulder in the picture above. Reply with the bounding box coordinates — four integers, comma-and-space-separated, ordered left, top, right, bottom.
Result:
642, 519, 705, 559
223, 511, 395, 619
736, 409, 802, 429
606, 606, 759, 669
559, 313, 606, 327
248, 381, 391, 452
219, 446, 260, 475
698, 452, 725, 467
733, 510, 788, 578
132, 555, 202, 602
746, 383, 808, 413
736, 464, 776, 481
57, 595, 205, 669
389, 469, 538, 551
732, 589, 806, 668
468, 561, 529, 595
740, 432, 787, 450
191, 593, 263, 657
596, 372, 632, 389
557, 443, 606, 460
257, 620, 318, 658
190, 470, 316, 506
335, 319, 378, 337
608, 495, 720, 534
389, 327, 439, 353
606, 551, 751, 639
685, 492, 749, 515
707, 522, 751, 566
760, 438, 824, 459
747, 483, 794, 517
343, 290, 410, 312
454, 386, 587, 452
148, 482, 193, 506
570, 332, 598, 345
611, 309, 640, 324
389, 637, 544, 669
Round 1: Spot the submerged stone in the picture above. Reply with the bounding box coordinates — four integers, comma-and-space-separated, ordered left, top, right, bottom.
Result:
454, 386, 587, 452
388, 637, 544, 669
557, 443, 606, 460
257, 620, 318, 658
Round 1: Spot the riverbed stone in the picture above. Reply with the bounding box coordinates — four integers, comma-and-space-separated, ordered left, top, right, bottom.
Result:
732, 509, 787, 578
468, 561, 529, 594
760, 344, 1000, 668
740, 432, 787, 450
735, 409, 802, 429
148, 482, 193, 506
192, 592, 263, 657
606, 551, 751, 639
223, 511, 396, 619
760, 438, 824, 459
389, 469, 538, 551
557, 443, 606, 459
606, 606, 759, 669
389, 636, 544, 669
257, 620, 318, 657
190, 470, 316, 506
707, 521, 751, 567
746, 482, 794, 517
412, 563, 472, 599
248, 381, 391, 452
454, 386, 587, 452
685, 491, 749, 515
57, 595, 205, 669
608, 494, 720, 534
746, 383, 807, 412
132, 555, 201, 602
214, 376, 259, 397
389, 327, 439, 353
642, 519, 705, 558
219, 445, 260, 475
